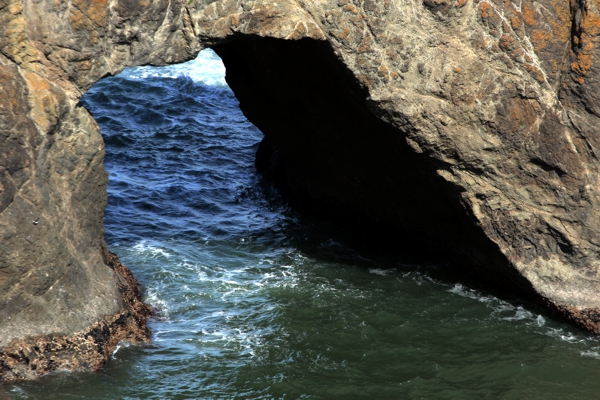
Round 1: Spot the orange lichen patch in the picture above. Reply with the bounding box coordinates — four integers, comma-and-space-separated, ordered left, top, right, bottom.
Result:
455, 0, 467, 8
521, 3, 536, 26
333, 27, 351, 42
510, 15, 521, 30
454, 66, 462, 73
503, 0, 521, 29
571, 3, 600, 77
549, 0, 572, 41
390, 71, 400, 79
21, 70, 62, 133
357, 34, 373, 53
497, 32, 529, 65
514, 0, 570, 82
524, 64, 546, 83
86, 0, 108, 27
378, 64, 389, 75
521, 0, 570, 55
480, 2, 493, 19
571, 56, 594, 74
343, 4, 359, 14
498, 34, 516, 52
530, 29, 555, 51
70, 0, 108, 31
479, 2, 503, 36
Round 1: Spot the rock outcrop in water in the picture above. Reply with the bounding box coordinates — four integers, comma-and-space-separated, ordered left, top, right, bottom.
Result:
3, 0, 600, 380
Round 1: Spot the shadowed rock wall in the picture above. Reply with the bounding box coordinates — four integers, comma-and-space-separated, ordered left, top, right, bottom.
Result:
213, 37, 531, 294
2, 0, 600, 380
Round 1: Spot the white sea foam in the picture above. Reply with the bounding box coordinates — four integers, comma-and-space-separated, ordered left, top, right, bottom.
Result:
8, 386, 26, 395
120, 48, 228, 87
536, 314, 546, 327
498, 306, 535, 321
111, 340, 131, 359
145, 285, 170, 317
448, 283, 566, 338
369, 268, 396, 276
544, 328, 585, 343
132, 241, 172, 259
448, 283, 492, 303
581, 349, 600, 359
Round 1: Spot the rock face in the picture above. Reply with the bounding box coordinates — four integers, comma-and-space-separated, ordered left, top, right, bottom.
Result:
2, 0, 600, 380
0, 253, 151, 382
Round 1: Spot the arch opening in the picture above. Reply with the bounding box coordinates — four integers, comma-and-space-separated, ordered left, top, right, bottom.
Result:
212, 37, 535, 296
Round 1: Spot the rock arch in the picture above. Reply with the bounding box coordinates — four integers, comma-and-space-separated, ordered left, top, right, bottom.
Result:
2, 0, 600, 381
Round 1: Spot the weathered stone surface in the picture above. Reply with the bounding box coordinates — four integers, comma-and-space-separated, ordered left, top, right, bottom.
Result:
3, 0, 600, 380
0, 253, 151, 382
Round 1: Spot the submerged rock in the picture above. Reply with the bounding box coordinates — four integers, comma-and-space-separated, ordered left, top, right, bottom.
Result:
2, 0, 600, 380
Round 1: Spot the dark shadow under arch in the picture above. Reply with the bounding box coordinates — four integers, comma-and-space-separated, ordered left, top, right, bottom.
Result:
211, 37, 538, 300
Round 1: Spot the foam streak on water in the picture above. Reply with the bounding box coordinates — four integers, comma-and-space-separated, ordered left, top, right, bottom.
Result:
7, 50, 600, 399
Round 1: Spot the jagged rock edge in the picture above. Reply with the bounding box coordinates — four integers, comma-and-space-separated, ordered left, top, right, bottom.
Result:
0, 253, 152, 383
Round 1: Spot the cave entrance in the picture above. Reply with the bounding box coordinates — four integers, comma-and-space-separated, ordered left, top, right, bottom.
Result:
211, 37, 521, 291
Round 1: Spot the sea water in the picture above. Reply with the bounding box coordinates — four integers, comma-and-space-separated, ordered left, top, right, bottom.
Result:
6, 49, 600, 399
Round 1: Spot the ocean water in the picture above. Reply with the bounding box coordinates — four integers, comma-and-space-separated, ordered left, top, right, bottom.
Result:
6, 49, 600, 399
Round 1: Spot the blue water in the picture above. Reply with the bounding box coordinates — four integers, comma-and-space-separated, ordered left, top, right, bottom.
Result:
6, 49, 600, 399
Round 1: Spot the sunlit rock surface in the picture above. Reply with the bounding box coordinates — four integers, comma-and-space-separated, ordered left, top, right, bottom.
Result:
2, 0, 600, 380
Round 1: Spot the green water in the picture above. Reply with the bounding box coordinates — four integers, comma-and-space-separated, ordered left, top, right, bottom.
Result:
7, 235, 600, 399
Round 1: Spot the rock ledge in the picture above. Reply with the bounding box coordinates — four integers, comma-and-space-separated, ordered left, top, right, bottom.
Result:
0, 254, 151, 383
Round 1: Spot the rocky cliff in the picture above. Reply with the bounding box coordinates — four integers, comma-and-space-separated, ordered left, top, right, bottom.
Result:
2, 0, 600, 381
